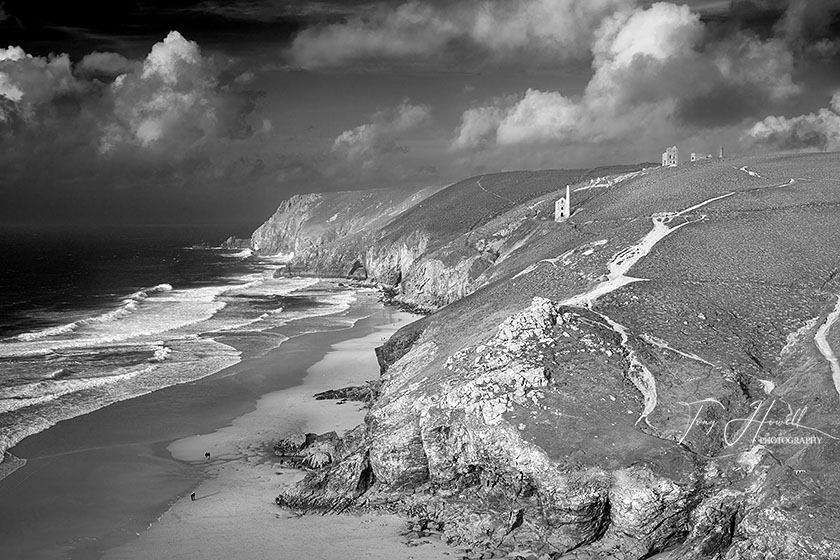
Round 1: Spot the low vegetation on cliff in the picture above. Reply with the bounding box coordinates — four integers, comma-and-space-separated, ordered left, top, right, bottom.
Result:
255, 152, 840, 559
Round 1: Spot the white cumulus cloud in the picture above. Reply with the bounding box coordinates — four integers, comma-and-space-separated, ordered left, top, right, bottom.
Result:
0, 47, 90, 118
289, 0, 632, 69
0, 32, 261, 161
0, 46, 26, 61
333, 99, 430, 166
745, 93, 840, 152
100, 31, 233, 154
452, 1, 801, 150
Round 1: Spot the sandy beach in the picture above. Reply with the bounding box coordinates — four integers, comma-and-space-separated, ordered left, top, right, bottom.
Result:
102, 301, 450, 560
0, 289, 449, 559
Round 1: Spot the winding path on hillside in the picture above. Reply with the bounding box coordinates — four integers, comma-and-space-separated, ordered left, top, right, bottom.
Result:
814, 295, 840, 404
513, 170, 820, 420
476, 177, 515, 205
548, 192, 735, 426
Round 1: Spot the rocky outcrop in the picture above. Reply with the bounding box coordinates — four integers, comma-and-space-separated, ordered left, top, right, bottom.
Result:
272, 155, 840, 557
374, 319, 426, 373
274, 431, 343, 469
313, 381, 379, 405
220, 236, 251, 249
279, 294, 840, 558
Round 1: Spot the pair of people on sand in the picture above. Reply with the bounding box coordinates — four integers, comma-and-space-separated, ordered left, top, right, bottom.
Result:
190, 452, 212, 501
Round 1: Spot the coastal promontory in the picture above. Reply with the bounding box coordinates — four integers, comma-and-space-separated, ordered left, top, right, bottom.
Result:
253, 153, 840, 559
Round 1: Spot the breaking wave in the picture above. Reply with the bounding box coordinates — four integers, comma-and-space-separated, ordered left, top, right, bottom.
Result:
0, 269, 359, 467
224, 249, 253, 259
15, 284, 174, 342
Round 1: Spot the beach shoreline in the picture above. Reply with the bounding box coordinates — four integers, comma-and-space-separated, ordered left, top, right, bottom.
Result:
103, 298, 450, 560
0, 287, 447, 559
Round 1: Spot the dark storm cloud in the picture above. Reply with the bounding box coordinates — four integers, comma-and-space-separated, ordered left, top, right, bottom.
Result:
773, 0, 840, 45
0, 32, 269, 225
187, 0, 379, 21
76, 52, 137, 81
0, 1, 22, 27
2, 0, 839, 226
0, 0, 303, 58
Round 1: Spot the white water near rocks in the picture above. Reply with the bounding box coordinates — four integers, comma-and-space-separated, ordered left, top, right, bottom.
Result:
0, 271, 354, 467
814, 295, 840, 403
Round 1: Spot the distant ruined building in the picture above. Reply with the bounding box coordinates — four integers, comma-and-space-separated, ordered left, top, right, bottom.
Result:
669, 146, 725, 165
661, 146, 678, 167
555, 185, 571, 222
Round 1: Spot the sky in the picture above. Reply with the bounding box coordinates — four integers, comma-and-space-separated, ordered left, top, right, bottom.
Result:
0, 0, 839, 227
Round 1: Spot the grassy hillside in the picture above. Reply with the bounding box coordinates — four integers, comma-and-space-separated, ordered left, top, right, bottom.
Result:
276, 152, 840, 559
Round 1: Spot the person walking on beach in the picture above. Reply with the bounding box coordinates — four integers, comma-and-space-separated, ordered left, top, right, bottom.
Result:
190, 492, 196, 501
205, 452, 210, 460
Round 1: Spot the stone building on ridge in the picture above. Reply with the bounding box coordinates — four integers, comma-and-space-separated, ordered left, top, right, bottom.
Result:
662, 146, 678, 167
555, 185, 571, 222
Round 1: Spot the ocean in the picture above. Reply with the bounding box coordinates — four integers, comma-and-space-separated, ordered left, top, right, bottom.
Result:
0, 225, 356, 465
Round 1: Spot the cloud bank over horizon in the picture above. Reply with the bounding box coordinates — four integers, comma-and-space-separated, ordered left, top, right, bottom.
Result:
0, 30, 268, 224
288, 0, 630, 69
448, 0, 822, 156
0, 0, 839, 225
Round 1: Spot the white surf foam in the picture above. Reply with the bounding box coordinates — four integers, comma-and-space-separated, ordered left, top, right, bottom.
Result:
0, 274, 360, 462
14, 284, 174, 342
224, 249, 253, 259
0, 276, 277, 357
0, 366, 152, 414
0, 338, 242, 460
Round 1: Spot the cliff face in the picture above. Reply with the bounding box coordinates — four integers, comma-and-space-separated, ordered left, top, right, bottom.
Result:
251, 187, 440, 257
252, 167, 644, 310
273, 153, 840, 559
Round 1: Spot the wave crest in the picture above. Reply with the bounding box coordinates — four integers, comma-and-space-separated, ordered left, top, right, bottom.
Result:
15, 283, 174, 342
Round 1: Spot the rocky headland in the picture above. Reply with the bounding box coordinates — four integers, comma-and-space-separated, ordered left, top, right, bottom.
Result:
253, 153, 840, 559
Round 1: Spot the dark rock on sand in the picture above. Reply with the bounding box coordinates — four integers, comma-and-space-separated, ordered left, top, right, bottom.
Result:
313, 381, 379, 405
274, 432, 342, 469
